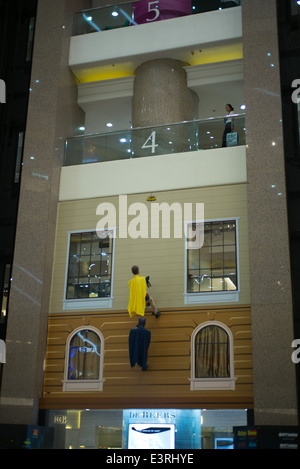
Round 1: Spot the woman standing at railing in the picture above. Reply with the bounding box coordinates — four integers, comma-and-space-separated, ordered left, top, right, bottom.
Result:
222, 103, 235, 147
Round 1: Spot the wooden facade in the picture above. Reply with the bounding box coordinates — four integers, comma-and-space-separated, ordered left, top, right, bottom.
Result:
40, 305, 253, 410
40, 183, 253, 411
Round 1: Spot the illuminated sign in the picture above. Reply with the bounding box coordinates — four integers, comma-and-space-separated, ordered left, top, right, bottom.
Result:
128, 424, 175, 449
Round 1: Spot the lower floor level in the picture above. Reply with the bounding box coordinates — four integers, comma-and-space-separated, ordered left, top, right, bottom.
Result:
40, 407, 250, 450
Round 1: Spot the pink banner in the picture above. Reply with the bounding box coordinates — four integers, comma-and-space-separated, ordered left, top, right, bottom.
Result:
133, 0, 192, 24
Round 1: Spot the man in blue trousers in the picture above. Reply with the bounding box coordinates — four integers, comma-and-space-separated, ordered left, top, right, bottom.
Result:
129, 317, 151, 371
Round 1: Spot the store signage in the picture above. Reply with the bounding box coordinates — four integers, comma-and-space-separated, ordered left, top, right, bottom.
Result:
53, 415, 67, 425
129, 410, 176, 421
0, 79, 5, 103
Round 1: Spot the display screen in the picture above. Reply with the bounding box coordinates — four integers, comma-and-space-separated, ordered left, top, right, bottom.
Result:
215, 437, 234, 449
128, 424, 175, 449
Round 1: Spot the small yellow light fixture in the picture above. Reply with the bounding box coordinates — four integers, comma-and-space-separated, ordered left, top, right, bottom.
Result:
147, 194, 156, 202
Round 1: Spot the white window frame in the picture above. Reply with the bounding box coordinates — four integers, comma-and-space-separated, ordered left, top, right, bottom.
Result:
184, 217, 240, 305
189, 321, 236, 391
62, 228, 116, 311
62, 325, 105, 392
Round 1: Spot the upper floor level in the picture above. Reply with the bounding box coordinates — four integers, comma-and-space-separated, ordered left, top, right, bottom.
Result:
69, 1, 242, 84
73, 0, 242, 37
62, 1, 246, 202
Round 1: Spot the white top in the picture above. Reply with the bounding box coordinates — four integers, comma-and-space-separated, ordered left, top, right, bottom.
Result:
225, 110, 235, 123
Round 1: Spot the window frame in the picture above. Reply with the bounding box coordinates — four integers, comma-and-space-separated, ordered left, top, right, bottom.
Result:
62, 228, 116, 311
184, 217, 240, 304
189, 321, 236, 391
62, 325, 105, 392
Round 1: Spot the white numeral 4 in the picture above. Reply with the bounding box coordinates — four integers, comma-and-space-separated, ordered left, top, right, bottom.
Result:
142, 131, 158, 153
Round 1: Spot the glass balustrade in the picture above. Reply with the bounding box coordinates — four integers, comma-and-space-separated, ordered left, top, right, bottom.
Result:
73, 0, 241, 36
64, 114, 245, 167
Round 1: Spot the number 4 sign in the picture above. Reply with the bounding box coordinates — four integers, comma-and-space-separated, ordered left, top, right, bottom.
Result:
142, 131, 158, 153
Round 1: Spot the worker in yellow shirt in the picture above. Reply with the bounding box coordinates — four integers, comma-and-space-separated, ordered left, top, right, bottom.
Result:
128, 265, 160, 318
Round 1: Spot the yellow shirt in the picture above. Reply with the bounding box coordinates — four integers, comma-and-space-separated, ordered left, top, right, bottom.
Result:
128, 275, 147, 317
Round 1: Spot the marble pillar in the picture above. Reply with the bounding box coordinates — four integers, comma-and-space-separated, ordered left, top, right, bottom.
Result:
242, 0, 298, 425
131, 58, 198, 156
132, 58, 198, 127
0, 0, 90, 425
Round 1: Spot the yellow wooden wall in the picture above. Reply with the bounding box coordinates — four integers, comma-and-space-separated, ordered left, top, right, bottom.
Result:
49, 184, 251, 313
40, 305, 253, 410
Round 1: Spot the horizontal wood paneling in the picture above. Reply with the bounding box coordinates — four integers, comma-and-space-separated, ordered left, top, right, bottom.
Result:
41, 306, 253, 410
49, 184, 250, 314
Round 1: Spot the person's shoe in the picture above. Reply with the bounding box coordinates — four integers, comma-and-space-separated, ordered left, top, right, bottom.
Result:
151, 310, 160, 318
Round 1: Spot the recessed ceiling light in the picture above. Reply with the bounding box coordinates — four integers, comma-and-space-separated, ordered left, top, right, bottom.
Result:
112, 11, 119, 16
106, 122, 113, 127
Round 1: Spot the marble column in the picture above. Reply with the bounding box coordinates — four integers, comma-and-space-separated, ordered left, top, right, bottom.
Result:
132, 58, 198, 127
0, 0, 90, 425
242, 0, 298, 425
131, 58, 198, 156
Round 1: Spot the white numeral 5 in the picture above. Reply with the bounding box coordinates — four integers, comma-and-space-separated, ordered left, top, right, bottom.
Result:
147, 1, 160, 21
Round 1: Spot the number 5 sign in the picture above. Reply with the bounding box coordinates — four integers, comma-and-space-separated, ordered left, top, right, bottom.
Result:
147, 1, 160, 22
133, 0, 191, 24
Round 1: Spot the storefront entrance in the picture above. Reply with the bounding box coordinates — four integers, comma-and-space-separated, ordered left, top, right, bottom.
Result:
43, 408, 248, 449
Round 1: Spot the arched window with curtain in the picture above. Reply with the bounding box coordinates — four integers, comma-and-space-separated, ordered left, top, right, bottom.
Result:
190, 321, 236, 390
62, 326, 105, 391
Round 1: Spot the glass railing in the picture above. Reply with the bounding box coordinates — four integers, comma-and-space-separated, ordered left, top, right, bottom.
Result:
64, 114, 245, 167
73, 0, 241, 36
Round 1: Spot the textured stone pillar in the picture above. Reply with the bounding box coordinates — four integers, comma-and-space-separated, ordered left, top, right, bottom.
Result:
131, 58, 198, 156
0, 0, 90, 425
242, 0, 298, 425
132, 58, 198, 127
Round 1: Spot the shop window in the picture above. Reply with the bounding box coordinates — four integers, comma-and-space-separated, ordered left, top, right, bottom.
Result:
62, 326, 105, 391
63, 229, 115, 310
184, 219, 240, 304
190, 322, 236, 390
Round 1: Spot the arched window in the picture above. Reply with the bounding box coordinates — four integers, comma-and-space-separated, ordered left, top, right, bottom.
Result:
62, 326, 105, 391
190, 321, 236, 390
